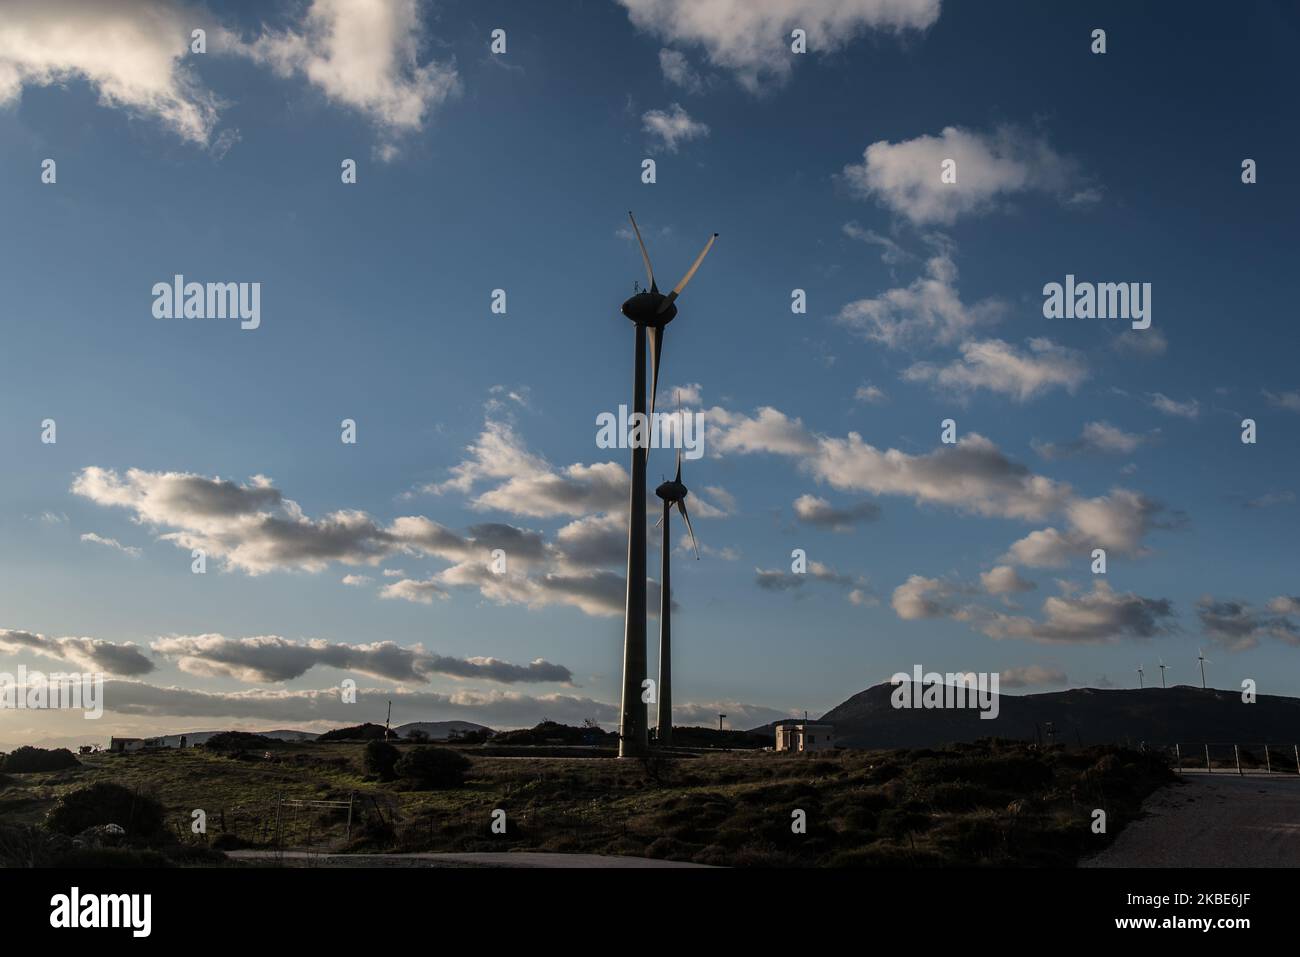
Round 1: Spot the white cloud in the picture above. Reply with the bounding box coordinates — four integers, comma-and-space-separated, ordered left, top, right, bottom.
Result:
1147, 393, 1200, 419
980, 565, 1035, 595
618, 0, 940, 91
903, 337, 1088, 402
1002, 488, 1174, 568
1197, 596, 1299, 651
1113, 328, 1168, 357
658, 48, 703, 92
1263, 389, 1300, 413
0, 0, 223, 143
151, 633, 572, 685
792, 494, 881, 531
0, 627, 154, 676
842, 125, 1095, 226
80, 532, 142, 558
238, 0, 458, 158
982, 581, 1175, 644
1033, 420, 1150, 460
341, 574, 373, 586
642, 102, 709, 152
836, 244, 1005, 348
853, 383, 888, 404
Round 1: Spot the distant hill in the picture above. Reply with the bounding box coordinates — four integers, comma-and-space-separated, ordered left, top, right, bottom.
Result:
394, 721, 495, 740
153, 729, 318, 747
762, 683, 1300, 749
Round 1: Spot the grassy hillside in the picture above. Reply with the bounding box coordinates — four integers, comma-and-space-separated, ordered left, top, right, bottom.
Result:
0, 738, 1173, 867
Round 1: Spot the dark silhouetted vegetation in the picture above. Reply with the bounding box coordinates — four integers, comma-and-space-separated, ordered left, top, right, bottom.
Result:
394, 747, 471, 790
364, 740, 400, 781
45, 782, 166, 838
2, 746, 80, 773
318, 723, 393, 742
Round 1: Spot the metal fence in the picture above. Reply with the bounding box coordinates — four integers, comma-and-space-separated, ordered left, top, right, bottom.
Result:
1168, 743, 1300, 775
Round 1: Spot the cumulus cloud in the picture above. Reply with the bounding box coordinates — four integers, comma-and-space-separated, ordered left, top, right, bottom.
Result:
0, 628, 154, 676
836, 244, 1005, 348
236, 0, 458, 158
842, 221, 912, 266
755, 561, 855, 593
70, 466, 548, 576
792, 494, 881, 531
150, 633, 572, 685
842, 124, 1095, 226
853, 383, 888, 404
424, 420, 626, 517
1002, 489, 1178, 568
642, 102, 709, 152
903, 337, 1088, 402
1196, 597, 1300, 651
980, 565, 1035, 595
981, 581, 1175, 644
891, 575, 975, 620
1033, 421, 1150, 460
0, 0, 223, 144
618, 0, 939, 91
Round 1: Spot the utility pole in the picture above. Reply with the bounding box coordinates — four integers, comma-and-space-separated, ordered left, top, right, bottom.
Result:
717, 713, 725, 732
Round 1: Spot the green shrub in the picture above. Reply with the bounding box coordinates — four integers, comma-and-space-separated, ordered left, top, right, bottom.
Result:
46, 782, 165, 838
394, 746, 471, 790
364, 740, 400, 781
2, 746, 80, 773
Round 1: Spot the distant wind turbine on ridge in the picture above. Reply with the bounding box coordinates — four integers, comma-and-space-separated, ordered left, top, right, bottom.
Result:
1137, 664, 1144, 689
1158, 657, 1168, 688
1198, 649, 1211, 689
654, 443, 699, 748
616, 212, 717, 758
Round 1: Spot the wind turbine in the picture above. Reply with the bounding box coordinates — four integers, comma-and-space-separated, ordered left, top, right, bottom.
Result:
1197, 649, 1211, 689
616, 212, 718, 758
1137, 664, 1144, 689
654, 444, 699, 748
1158, 658, 1168, 688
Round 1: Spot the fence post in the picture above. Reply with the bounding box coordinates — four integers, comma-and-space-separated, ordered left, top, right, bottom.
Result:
1294, 744, 1299, 775
1175, 743, 1181, 774
1234, 744, 1243, 776
1205, 744, 1212, 773
1265, 746, 1271, 775
346, 792, 354, 841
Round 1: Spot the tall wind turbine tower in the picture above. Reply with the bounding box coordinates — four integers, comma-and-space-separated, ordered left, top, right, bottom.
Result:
1137, 664, 1144, 689
616, 213, 717, 758
654, 445, 699, 747
1158, 658, 1168, 688
1197, 649, 1210, 689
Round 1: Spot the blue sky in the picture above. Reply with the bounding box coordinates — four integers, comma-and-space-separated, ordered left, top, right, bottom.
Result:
1, 0, 1297, 748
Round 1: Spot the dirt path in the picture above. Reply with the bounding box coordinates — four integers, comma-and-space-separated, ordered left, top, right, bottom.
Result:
1081, 774, 1300, 867
227, 850, 712, 868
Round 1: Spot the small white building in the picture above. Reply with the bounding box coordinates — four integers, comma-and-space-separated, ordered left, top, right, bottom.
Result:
774, 721, 834, 752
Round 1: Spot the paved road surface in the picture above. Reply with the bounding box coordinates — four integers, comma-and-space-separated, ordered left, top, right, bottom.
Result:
228, 850, 711, 868
1081, 774, 1300, 867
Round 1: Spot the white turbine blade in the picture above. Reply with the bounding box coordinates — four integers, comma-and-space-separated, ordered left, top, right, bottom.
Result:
678, 500, 699, 559
658, 232, 718, 312
628, 211, 656, 291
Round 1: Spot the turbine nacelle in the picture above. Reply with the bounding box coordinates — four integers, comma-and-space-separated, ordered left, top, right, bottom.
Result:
621, 291, 676, 326
655, 478, 688, 502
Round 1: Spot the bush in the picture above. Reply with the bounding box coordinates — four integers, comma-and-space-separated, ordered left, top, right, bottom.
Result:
46, 782, 165, 838
318, 723, 392, 742
204, 731, 280, 751
364, 740, 400, 781
1, 746, 80, 773
394, 746, 471, 790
